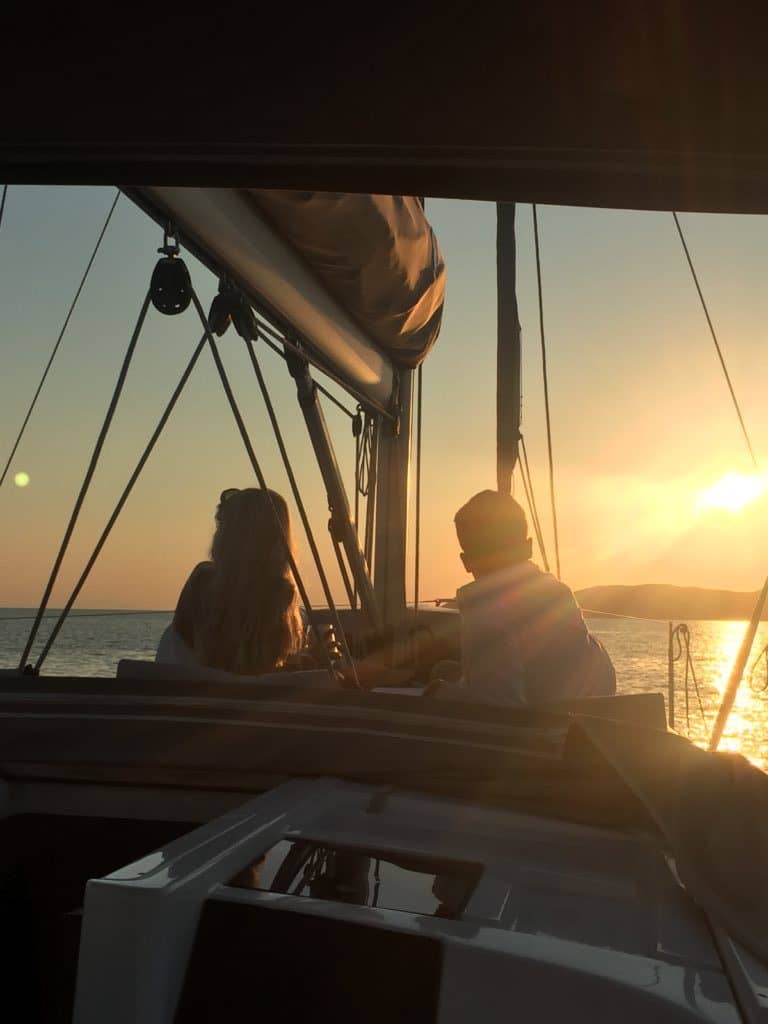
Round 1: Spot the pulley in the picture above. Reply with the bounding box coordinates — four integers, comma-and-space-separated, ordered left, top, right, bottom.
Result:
207, 292, 234, 336
150, 224, 192, 315
352, 408, 363, 438
208, 280, 258, 339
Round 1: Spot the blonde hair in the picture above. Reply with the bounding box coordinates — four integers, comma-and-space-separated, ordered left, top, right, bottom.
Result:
195, 488, 303, 675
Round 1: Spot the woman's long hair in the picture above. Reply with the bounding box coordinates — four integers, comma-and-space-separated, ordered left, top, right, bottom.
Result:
195, 488, 303, 674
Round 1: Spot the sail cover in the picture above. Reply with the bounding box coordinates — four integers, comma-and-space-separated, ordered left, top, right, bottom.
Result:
248, 192, 445, 368
135, 188, 446, 406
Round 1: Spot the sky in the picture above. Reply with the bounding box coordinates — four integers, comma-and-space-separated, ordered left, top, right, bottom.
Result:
1, 186, 768, 611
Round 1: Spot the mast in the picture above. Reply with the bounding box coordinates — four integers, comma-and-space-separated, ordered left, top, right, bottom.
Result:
496, 203, 522, 493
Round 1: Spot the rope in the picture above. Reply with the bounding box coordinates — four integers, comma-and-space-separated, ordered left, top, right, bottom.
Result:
532, 205, 561, 579
748, 640, 768, 694
672, 212, 759, 471
354, 424, 361, 527
33, 333, 208, 672
363, 418, 378, 570
190, 290, 357, 686
355, 411, 375, 498
353, 416, 361, 610
519, 434, 551, 573
242, 334, 359, 682
352, 407, 376, 609
414, 364, 423, 616
670, 623, 708, 731
0, 190, 121, 493
0, 185, 7, 234
18, 288, 151, 671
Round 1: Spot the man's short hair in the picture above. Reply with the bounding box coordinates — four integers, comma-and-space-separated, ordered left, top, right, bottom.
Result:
454, 490, 529, 559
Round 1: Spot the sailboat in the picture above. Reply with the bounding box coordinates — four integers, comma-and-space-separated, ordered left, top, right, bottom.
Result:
4, 7, 768, 1024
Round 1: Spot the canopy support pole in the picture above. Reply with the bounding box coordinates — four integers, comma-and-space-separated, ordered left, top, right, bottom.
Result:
496, 202, 522, 494
373, 369, 413, 629
708, 577, 768, 751
287, 353, 383, 633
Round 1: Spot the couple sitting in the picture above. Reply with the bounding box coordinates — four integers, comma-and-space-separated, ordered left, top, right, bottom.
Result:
158, 487, 615, 702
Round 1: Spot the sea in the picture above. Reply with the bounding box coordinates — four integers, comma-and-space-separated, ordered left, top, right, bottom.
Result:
1, 609, 768, 770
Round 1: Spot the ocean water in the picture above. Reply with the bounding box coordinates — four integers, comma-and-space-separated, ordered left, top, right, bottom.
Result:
1, 609, 767, 769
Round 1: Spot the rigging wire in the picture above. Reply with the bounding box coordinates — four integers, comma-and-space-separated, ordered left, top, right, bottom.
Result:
0, 185, 8, 234
330, 536, 357, 610
18, 288, 151, 671
519, 434, 551, 573
242, 333, 360, 677
190, 291, 359, 687
252, 313, 391, 422
315, 380, 356, 420
532, 205, 562, 579
190, 297, 315, 628
414, 364, 423, 616
517, 461, 547, 570
0, 609, 168, 623
672, 211, 759, 470
578, 607, 668, 623
0, 189, 121, 493
33, 332, 209, 672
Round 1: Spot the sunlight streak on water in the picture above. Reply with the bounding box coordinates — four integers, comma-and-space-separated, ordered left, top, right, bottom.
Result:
588, 617, 768, 770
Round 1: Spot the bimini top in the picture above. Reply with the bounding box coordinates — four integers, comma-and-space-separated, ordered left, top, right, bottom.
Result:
134, 188, 445, 408
7, 8, 768, 212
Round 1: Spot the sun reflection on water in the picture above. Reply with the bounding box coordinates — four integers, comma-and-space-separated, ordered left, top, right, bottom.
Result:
708, 621, 755, 757
588, 618, 768, 772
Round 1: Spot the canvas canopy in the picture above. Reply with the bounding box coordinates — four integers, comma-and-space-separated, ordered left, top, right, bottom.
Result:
5, 5, 768, 212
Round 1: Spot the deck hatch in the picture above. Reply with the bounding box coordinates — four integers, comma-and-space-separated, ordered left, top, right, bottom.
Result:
229, 837, 482, 919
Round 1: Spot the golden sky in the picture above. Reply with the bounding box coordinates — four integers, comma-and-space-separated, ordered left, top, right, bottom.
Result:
2, 190, 768, 609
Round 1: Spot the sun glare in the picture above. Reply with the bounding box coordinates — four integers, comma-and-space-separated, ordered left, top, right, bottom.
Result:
696, 472, 766, 513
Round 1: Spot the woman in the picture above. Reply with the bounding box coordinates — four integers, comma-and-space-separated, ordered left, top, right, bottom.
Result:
157, 488, 304, 676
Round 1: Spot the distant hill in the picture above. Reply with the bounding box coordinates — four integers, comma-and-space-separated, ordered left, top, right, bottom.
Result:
575, 584, 767, 621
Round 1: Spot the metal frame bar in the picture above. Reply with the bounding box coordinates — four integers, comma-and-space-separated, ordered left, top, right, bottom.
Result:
287, 353, 382, 633
126, 187, 395, 416
372, 369, 414, 628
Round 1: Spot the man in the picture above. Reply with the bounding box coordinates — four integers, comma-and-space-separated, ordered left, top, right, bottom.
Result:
453, 490, 615, 703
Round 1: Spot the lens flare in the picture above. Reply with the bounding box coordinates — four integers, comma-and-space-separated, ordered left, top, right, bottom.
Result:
696, 472, 766, 513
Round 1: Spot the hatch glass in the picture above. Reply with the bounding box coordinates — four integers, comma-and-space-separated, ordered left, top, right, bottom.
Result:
229, 839, 481, 919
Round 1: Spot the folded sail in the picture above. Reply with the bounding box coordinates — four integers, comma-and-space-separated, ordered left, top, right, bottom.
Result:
248, 191, 445, 369
135, 188, 445, 406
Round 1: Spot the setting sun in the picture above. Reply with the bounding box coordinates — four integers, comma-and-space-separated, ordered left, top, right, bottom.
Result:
697, 472, 767, 513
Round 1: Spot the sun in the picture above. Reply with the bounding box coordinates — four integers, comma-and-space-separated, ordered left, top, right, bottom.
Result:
696, 472, 766, 513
